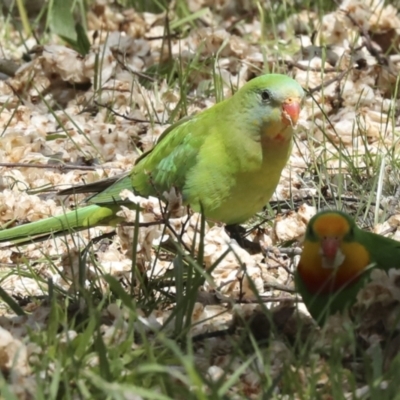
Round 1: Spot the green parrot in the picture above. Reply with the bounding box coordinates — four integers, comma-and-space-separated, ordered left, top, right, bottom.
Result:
0, 74, 304, 244
295, 210, 400, 325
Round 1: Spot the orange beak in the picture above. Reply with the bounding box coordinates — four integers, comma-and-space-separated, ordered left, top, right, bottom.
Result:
282, 98, 301, 126
321, 237, 340, 260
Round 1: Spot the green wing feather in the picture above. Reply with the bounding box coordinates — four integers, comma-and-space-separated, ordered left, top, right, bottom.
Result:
362, 228, 400, 270
60, 115, 204, 205
90, 114, 205, 204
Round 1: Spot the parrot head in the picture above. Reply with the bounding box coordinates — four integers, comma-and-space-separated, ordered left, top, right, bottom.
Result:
234, 74, 304, 142
307, 211, 353, 269
297, 211, 371, 294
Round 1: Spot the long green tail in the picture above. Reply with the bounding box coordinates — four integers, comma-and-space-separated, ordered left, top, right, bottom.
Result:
0, 204, 125, 245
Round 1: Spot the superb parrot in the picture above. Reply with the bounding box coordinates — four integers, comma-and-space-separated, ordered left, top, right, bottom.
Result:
295, 210, 400, 324
0, 74, 304, 244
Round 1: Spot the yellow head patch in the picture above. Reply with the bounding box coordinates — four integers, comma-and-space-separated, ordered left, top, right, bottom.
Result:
312, 213, 350, 238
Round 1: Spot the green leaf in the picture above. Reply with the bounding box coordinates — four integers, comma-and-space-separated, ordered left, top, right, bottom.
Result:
75, 22, 91, 55
49, 0, 76, 43
0, 286, 26, 316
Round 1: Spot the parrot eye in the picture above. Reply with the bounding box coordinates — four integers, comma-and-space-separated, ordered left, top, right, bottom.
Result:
260, 90, 271, 101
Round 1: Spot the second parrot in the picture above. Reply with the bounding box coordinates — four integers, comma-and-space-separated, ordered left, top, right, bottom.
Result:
295, 210, 400, 324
